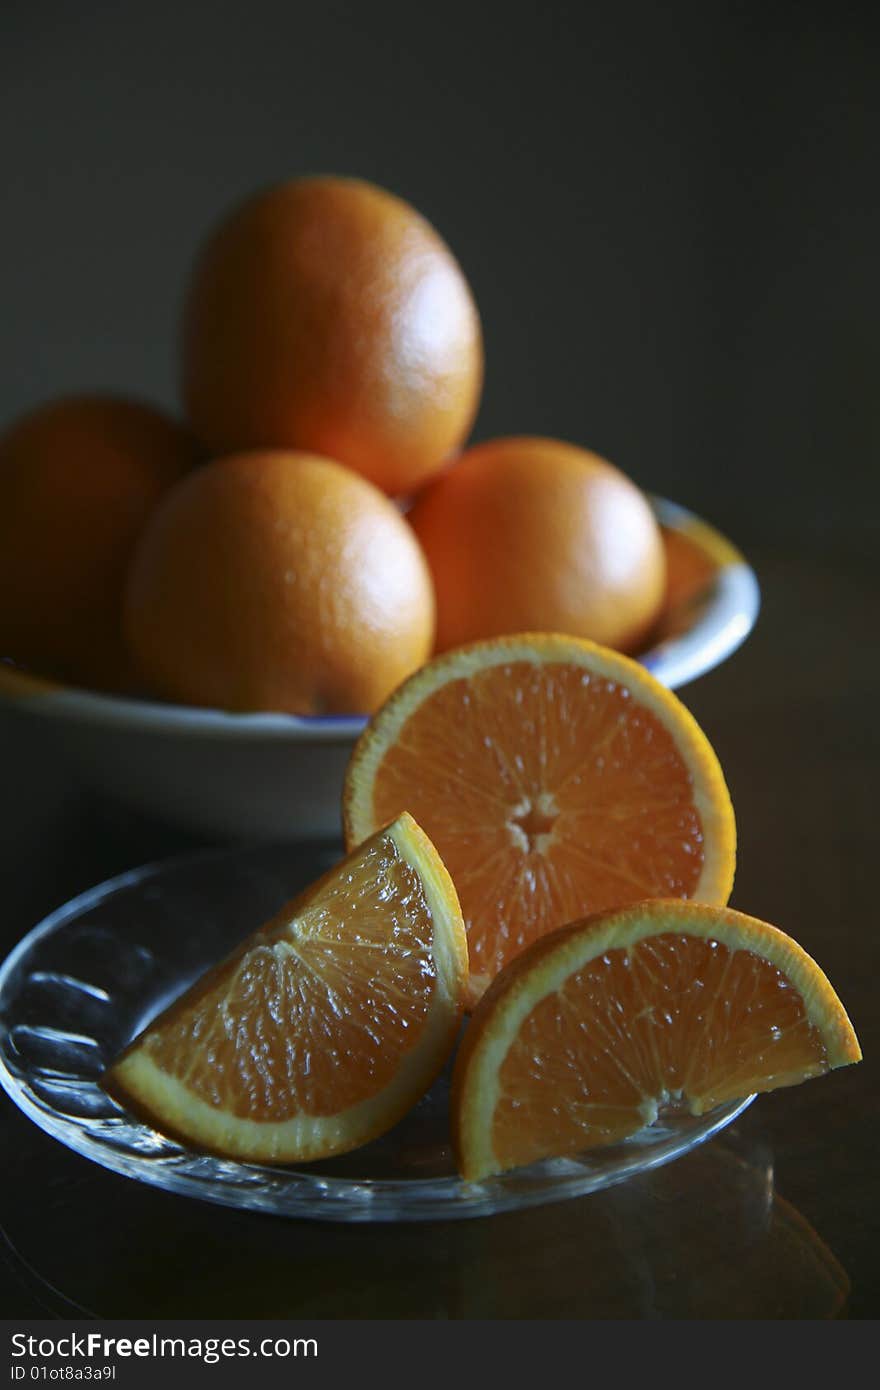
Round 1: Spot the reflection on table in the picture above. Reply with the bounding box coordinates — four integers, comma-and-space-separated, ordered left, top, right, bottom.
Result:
0, 1113, 849, 1319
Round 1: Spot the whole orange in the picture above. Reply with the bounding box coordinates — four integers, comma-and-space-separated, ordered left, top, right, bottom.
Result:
181, 176, 483, 497
0, 395, 197, 691
123, 450, 436, 715
408, 437, 666, 654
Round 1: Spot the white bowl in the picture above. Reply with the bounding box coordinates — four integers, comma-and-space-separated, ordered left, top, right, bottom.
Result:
0, 497, 759, 841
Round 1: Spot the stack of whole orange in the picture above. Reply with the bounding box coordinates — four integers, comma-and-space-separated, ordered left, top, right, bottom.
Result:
0, 175, 667, 714
0, 396, 197, 692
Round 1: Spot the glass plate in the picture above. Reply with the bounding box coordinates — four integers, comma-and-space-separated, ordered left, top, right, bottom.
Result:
0, 846, 754, 1222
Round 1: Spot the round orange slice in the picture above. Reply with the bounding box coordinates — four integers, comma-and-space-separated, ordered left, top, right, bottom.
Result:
103, 813, 467, 1163
344, 633, 736, 1004
451, 900, 861, 1181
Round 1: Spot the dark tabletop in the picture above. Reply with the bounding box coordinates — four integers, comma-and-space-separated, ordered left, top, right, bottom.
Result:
0, 541, 876, 1320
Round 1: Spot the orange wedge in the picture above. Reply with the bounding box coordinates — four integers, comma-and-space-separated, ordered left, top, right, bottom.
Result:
344, 634, 736, 1004
104, 814, 467, 1163
451, 900, 861, 1181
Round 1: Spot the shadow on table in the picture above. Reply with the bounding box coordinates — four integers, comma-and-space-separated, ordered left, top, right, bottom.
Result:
0, 1119, 849, 1319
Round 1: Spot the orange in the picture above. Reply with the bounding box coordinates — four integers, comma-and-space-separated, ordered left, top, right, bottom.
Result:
407, 437, 666, 654
344, 634, 736, 1004
661, 526, 718, 612
123, 449, 436, 715
451, 900, 861, 1180
181, 176, 483, 496
104, 813, 467, 1163
0, 395, 197, 691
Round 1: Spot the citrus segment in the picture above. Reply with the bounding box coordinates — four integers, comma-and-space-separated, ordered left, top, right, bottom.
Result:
344, 635, 736, 1002
104, 813, 467, 1162
452, 901, 861, 1181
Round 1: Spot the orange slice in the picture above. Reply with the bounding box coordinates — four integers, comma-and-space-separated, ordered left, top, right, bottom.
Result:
104, 814, 467, 1163
344, 634, 736, 1004
451, 900, 861, 1181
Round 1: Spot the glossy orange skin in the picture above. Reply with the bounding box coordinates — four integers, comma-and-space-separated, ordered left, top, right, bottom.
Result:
0, 395, 197, 691
124, 450, 436, 715
408, 436, 666, 653
181, 176, 483, 497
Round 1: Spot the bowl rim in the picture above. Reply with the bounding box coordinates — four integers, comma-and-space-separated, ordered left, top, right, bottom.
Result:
0, 495, 759, 744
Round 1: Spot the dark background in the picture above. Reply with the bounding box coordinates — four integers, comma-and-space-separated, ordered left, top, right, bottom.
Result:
2, 1, 878, 556
1, 1, 878, 1320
